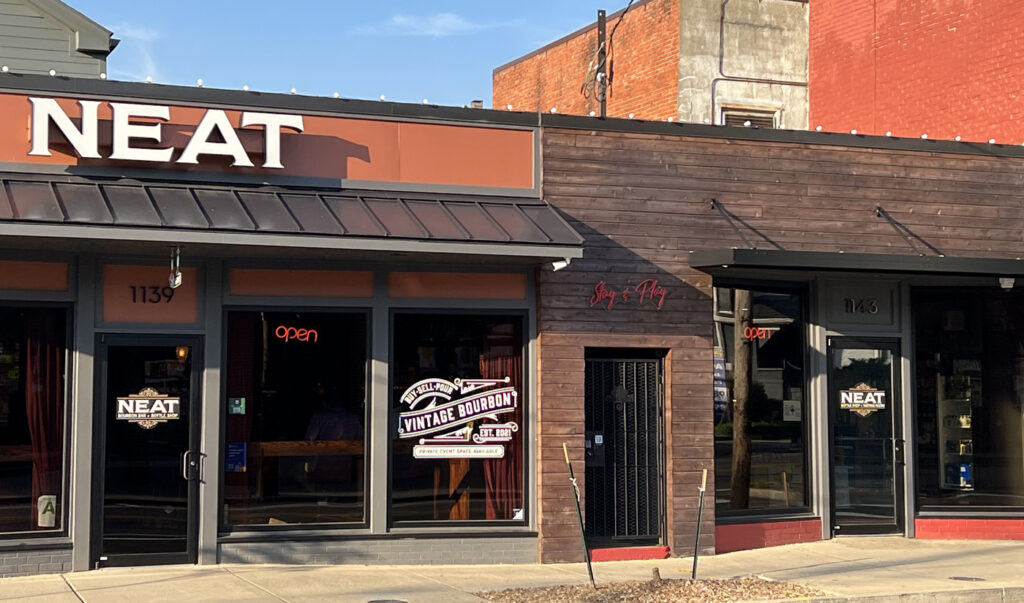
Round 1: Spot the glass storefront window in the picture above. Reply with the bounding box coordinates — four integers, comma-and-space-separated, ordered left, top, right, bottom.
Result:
0, 307, 67, 536
713, 287, 808, 515
913, 288, 1024, 509
391, 313, 525, 523
224, 311, 368, 527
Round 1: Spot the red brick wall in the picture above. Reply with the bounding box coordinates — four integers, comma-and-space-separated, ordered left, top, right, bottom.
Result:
715, 520, 822, 554
811, 0, 1024, 142
493, 0, 679, 120
916, 519, 1024, 540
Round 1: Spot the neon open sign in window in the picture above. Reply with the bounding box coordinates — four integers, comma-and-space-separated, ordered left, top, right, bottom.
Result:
744, 326, 776, 341
275, 325, 319, 342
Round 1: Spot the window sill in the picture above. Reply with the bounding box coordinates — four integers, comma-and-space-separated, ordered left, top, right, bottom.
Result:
0, 536, 71, 551
219, 527, 538, 543
714, 511, 817, 525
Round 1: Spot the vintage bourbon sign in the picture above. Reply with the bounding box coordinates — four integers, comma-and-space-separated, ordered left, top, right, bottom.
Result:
397, 377, 518, 459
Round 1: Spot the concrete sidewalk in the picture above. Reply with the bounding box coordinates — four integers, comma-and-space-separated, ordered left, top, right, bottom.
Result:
1, 538, 1023, 602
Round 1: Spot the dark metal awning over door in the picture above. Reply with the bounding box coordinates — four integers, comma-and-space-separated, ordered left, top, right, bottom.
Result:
0, 174, 584, 260
690, 248, 1024, 278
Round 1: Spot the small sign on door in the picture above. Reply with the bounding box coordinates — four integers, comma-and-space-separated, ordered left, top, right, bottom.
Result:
117, 387, 181, 429
783, 399, 801, 422
37, 495, 56, 528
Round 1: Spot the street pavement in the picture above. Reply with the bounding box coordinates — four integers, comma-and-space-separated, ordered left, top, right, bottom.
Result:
1, 537, 1023, 602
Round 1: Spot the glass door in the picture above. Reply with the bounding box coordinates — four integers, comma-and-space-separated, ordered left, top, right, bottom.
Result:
93, 336, 201, 567
828, 338, 904, 535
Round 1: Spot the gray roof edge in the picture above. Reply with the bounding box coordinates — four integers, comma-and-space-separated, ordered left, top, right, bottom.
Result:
4, 73, 1024, 160
0, 222, 585, 259
24, 0, 113, 53
690, 248, 1024, 277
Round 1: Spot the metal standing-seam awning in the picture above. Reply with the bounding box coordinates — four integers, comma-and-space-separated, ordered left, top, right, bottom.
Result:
0, 174, 584, 261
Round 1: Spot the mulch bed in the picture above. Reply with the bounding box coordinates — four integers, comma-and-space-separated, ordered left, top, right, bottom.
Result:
478, 575, 827, 602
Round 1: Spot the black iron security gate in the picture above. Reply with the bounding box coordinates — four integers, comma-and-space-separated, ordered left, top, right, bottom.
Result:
584, 353, 664, 545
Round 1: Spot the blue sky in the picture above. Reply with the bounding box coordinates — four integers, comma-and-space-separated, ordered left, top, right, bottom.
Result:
69, 1, 608, 107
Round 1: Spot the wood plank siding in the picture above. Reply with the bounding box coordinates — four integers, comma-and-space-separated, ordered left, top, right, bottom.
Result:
0, 0, 107, 77
536, 127, 1024, 561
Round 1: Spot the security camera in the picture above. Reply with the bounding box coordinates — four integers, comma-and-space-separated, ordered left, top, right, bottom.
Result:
552, 258, 572, 272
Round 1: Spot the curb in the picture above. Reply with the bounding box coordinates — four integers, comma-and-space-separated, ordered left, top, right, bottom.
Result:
792, 586, 1024, 603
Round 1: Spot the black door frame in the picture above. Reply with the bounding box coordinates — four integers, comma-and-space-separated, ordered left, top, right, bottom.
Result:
582, 351, 667, 547
827, 336, 905, 536
90, 333, 204, 568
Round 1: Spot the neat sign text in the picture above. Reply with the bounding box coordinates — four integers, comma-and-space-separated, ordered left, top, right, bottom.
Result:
29, 98, 303, 168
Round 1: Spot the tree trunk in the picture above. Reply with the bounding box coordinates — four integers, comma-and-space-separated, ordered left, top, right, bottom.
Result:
730, 289, 753, 509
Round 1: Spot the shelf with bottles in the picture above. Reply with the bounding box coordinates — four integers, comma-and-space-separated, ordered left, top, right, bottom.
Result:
935, 372, 976, 491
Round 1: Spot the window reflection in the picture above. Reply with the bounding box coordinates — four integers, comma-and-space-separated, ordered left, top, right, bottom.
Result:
914, 288, 1024, 508
713, 288, 807, 514
224, 311, 367, 527
0, 307, 66, 536
390, 314, 524, 523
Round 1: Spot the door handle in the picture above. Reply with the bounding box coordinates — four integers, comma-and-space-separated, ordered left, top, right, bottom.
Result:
181, 450, 193, 480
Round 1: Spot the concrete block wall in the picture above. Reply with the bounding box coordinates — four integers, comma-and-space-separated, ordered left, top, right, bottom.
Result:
810, 0, 1024, 142
0, 548, 73, 577
220, 536, 538, 565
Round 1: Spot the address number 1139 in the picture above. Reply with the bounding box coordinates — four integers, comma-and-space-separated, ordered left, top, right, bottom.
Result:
129, 285, 176, 303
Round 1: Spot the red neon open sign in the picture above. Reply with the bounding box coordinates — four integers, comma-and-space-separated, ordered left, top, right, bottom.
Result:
275, 325, 319, 342
744, 326, 773, 340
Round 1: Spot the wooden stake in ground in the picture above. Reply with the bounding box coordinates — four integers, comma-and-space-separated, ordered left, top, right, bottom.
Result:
692, 468, 708, 580
563, 442, 596, 588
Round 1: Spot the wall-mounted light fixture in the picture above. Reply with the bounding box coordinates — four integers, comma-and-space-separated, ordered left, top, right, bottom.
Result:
175, 346, 189, 360
999, 277, 1015, 290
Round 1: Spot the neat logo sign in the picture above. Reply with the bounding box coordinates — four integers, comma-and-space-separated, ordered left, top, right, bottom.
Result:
839, 382, 886, 417
28, 98, 303, 168
117, 387, 181, 429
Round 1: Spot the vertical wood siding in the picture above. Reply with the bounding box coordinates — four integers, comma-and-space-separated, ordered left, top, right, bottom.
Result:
536, 127, 1024, 561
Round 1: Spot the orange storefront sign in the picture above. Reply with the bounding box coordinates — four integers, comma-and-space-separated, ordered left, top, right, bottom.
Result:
0, 93, 535, 191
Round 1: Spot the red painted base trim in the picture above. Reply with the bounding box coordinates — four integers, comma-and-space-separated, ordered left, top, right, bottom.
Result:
589, 546, 671, 561
916, 518, 1024, 540
715, 519, 822, 554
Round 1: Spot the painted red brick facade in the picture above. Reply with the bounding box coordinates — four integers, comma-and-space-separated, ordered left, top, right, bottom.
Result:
810, 0, 1024, 142
493, 0, 679, 120
916, 519, 1024, 540
715, 520, 822, 554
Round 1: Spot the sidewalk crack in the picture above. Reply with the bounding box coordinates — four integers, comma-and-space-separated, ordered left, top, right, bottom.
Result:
221, 566, 290, 602
406, 567, 488, 600
60, 574, 86, 603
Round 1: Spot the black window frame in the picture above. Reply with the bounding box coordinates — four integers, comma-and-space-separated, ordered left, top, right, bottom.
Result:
910, 286, 1024, 516
217, 306, 373, 535
387, 308, 530, 529
711, 281, 814, 522
0, 302, 74, 541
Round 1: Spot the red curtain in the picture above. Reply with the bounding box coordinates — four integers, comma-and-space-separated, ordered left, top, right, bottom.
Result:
24, 311, 64, 527
481, 348, 523, 520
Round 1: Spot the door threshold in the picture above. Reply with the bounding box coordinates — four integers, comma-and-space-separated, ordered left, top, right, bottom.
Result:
590, 545, 670, 562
